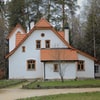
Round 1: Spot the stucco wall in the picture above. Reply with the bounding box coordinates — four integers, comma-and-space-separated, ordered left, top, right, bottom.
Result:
9, 29, 67, 79
45, 62, 76, 79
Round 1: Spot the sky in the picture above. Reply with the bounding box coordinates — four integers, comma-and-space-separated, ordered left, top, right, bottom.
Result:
78, 0, 83, 6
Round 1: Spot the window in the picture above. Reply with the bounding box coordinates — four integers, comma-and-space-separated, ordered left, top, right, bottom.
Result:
77, 61, 85, 71
95, 65, 99, 73
54, 64, 59, 72
27, 60, 36, 70
45, 40, 50, 48
41, 33, 45, 37
36, 40, 41, 49
22, 46, 25, 52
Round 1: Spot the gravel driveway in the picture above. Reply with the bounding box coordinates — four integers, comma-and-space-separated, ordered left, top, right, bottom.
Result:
0, 87, 100, 100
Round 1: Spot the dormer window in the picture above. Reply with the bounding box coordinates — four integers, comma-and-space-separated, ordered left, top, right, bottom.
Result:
45, 40, 50, 48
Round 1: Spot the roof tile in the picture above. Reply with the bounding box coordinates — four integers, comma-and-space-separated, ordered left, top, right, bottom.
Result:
41, 49, 78, 61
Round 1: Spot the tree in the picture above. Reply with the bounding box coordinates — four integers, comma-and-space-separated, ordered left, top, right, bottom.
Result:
24, 0, 43, 30
7, 0, 26, 31
52, 0, 78, 30
84, 0, 100, 59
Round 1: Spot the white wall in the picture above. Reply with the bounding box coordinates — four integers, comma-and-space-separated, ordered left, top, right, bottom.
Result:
45, 62, 76, 79
9, 29, 67, 79
76, 53, 94, 78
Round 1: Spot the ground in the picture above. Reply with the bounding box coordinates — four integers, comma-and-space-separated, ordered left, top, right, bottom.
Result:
0, 82, 100, 100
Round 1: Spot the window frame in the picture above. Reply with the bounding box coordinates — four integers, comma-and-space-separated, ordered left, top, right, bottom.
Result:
77, 60, 85, 71
36, 40, 41, 49
27, 60, 36, 71
45, 40, 50, 48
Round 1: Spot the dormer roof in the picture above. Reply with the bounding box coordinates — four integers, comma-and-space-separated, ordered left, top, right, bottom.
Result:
6, 24, 26, 39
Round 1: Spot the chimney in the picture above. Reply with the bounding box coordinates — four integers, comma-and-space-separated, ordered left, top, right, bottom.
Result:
27, 21, 34, 33
64, 24, 70, 43
30, 21, 34, 29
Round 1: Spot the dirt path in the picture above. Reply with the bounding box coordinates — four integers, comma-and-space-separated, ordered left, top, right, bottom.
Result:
0, 87, 100, 100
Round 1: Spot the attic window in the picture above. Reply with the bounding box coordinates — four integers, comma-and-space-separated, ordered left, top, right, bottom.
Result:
77, 60, 85, 71
45, 40, 50, 48
36, 40, 41, 49
41, 33, 45, 37
22, 46, 25, 52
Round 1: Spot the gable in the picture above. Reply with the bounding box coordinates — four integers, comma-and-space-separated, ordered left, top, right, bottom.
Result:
34, 18, 53, 28
6, 24, 26, 39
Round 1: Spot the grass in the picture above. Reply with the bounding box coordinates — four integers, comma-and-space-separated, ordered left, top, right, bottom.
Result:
0, 79, 27, 88
23, 79, 100, 89
17, 92, 100, 100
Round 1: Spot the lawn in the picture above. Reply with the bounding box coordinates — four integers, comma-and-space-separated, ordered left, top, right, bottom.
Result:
17, 92, 100, 100
0, 79, 26, 88
23, 79, 100, 89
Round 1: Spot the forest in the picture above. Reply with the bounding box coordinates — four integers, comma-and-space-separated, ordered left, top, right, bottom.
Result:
0, 0, 100, 78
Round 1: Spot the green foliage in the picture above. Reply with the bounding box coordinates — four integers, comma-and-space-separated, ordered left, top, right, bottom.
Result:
23, 79, 100, 89
8, 0, 26, 31
0, 79, 26, 88
83, 0, 100, 59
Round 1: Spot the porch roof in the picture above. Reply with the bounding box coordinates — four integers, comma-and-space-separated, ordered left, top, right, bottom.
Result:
40, 49, 78, 61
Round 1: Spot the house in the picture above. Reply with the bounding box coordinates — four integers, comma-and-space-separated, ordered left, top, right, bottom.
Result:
6, 18, 97, 79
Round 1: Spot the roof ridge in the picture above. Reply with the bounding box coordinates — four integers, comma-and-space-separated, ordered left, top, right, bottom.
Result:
34, 18, 52, 28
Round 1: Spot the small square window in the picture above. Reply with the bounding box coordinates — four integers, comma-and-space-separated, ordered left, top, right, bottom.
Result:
22, 46, 25, 52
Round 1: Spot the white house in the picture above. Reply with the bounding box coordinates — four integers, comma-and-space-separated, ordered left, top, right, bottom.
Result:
6, 18, 96, 79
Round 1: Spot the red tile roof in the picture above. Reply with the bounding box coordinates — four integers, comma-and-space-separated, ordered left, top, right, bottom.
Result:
58, 31, 64, 38
41, 49, 78, 61
34, 18, 53, 28
5, 18, 97, 61
16, 32, 27, 46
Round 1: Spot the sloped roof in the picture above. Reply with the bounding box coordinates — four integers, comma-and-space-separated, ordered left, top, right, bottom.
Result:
5, 18, 71, 58
58, 31, 64, 38
5, 18, 97, 61
6, 24, 26, 39
16, 32, 27, 46
34, 18, 53, 28
41, 49, 78, 61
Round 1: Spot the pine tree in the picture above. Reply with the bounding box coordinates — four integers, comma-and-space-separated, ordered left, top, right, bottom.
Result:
84, 0, 100, 59
8, 0, 26, 31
